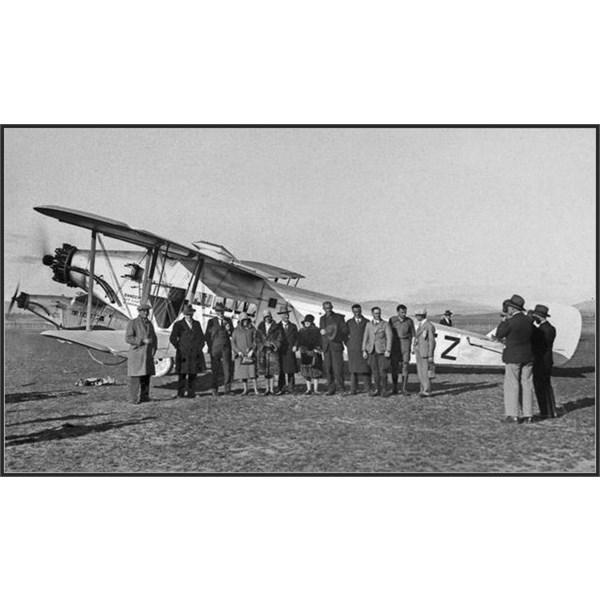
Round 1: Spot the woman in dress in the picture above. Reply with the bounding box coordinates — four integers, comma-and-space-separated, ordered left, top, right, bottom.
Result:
231, 312, 259, 395
297, 314, 323, 395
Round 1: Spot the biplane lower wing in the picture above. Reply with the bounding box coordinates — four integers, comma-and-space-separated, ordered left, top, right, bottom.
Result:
40, 329, 174, 357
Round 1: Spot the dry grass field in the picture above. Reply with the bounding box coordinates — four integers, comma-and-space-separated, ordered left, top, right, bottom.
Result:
3, 316, 596, 474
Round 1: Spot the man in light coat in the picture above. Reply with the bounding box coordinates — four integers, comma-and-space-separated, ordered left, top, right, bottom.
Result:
125, 304, 158, 404
362, 307, 393, 397
412, 308, 436, 397
345, 304, 371, 395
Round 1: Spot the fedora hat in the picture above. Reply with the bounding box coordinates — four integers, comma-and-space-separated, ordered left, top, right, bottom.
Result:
415, 307, 427, 316
182, 305, 195, 315
213, 302, 226, 312
277, 304, 292, 315
137, 304, 151, 312
444, 310, 453, 316
532, 304, 551, 319
504, 294, 525, 311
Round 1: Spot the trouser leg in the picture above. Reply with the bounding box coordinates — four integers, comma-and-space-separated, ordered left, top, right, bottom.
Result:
211, 353, 222, 390
177, 374, 187, 396
222, 351, 232, 392
504, 363, 521, 417
521, 362, 534, 418
128, 377, 141, 403
332, 347, 345, 392
547, 378, 557, 417
188, 373, 197, 396
140, 375, 151, 402
350, 372, 358, 393
401, 363, 410, 393
323, 350, 334, 391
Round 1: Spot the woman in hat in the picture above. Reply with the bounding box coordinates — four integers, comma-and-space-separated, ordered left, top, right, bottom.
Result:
231, 312, 259, 395
256, 309, 283, 396
297, 314, 323, 395
169, 304, 206, 398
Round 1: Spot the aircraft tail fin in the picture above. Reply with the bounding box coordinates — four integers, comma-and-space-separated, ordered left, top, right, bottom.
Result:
486, 302, 582, 367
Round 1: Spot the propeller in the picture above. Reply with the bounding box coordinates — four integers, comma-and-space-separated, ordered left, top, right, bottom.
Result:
19, 221, 53, 265
8, 283, 20, 315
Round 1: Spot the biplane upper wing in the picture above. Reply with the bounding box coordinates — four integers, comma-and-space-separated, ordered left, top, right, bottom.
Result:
34, 205, 197, 259
40, 328, 173, 356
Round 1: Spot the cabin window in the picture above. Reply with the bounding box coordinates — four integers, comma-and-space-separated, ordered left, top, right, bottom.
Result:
246, 302, 257, 316
268, 298, 277, 308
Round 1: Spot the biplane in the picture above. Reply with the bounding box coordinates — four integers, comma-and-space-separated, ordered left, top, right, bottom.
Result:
9, 205, 582, 376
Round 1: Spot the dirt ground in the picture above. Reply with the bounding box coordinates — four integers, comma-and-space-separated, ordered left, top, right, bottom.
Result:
3, 320, 596, 474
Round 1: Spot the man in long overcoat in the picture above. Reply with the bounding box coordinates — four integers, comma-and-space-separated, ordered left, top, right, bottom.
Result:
205, 302, 234, 396
531, 304, 557, 419
125, 304, 158, 404
277, 305, 299, 394
362, 307, 393, 397
389, 304, 416, 395
319, 301, 348, 395
495, 294, 535, 423
169, 304, 206, 398
412, 308, 436, 398
345, 304, 371, 395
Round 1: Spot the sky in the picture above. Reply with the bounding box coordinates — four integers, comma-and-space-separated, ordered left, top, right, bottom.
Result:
3, 127, 596, 308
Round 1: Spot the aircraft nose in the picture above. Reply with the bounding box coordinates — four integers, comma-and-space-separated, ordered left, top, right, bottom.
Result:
43, 254, 54, 266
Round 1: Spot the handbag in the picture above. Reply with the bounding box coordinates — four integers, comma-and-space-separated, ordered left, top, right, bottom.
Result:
240, 354, 254, 365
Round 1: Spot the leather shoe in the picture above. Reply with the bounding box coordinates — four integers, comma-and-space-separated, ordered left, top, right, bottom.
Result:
501, 416, 519, 424
520, 417, 534, 425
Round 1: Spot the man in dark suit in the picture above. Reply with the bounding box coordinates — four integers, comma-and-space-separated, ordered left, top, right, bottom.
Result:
205, 302, 234, 396
344, 304, 371, 395
277, 305, 299, 395
495, 294, 535, 424
531, 304, 558, 419
389, 304, 416, 395
319, 301, 348, 395
439, 310, 453, 327
169, 304, 206, 398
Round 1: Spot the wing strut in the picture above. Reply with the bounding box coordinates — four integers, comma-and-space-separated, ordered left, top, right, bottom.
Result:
141, 247, 159, 306
86, 231, 97, 331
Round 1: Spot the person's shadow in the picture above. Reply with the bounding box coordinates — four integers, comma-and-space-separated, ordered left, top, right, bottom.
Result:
427, 381, 500, 396
556, 396, 595, 416
5, 390, 89, 404
5, 417, 155, 447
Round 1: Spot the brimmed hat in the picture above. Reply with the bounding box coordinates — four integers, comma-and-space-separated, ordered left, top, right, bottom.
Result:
262, 309, 273, 318
214, 302, 226, 312
277, 304, 292, 315
504, 294, 525, 311
532, 304, 551, 319
415, 308, 427, 316
302, 314, 315, 323
182, 305, 195, 315
444, 310, 453, 316
137, 304, 151, 312
238, 312, 252, 324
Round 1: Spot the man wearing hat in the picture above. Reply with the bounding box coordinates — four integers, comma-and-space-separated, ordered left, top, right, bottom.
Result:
495, 294, 535, 423
439, 310, 453, 327
319, 301, 348, 395
205, 301, 234, 396
531, 304, 558, 418
277, 305, 299, 394
169, 304, 206, 399
412, 308, 436, 397
125, 304, 158, 404
345, 304, 371, 395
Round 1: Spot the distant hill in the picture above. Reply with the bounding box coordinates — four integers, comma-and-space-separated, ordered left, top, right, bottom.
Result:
361, 299, 496, 318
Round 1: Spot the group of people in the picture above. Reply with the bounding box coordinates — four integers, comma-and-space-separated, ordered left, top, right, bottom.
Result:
124, 300, 446, 403
124, 294, 558, 425
496, 294, 557, 424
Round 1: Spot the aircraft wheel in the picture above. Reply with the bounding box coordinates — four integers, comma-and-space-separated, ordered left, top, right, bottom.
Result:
154, 356, 173, 378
